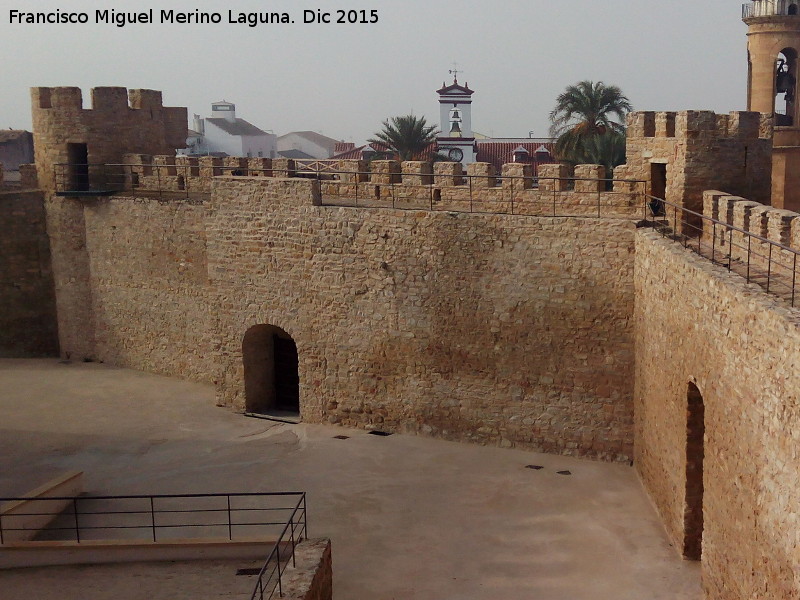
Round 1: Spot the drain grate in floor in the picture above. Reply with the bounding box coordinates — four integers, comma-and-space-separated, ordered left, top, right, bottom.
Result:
525, 465, 544, 470
556, 470, 572, 476
368, 430, 393, 436
333, 435, 350, 440
236, 568, 262, 576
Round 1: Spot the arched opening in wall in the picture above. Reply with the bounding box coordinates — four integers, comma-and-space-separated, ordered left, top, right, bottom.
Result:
790, 3, 798, 15
775, 49, 798, 126
242, 324, 300, 417
683, 381, 705, 561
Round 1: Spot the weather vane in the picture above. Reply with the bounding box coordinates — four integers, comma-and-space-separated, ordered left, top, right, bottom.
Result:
449, 62, 461, 82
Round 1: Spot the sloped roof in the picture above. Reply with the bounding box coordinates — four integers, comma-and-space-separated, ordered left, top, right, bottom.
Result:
278, 149, 316, 160
278, 131, 338, 148
206, 118, 268, 137
436, 79, 474, 95
0, 130, 31, 143
334, 142, 356, 154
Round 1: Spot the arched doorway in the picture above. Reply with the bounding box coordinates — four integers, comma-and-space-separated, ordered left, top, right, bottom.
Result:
683, 381, 705, 560
242, 324, 300, 417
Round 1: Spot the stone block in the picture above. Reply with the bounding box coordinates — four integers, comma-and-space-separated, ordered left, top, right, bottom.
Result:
370, 160, 401, 184
467, 162, 497, 188
627, 112, 656, 138
656, 112, 677, 138
247, 157, 272, 176
501, 163, 533, 190
767, 209, 796, 246
574, 165, 605, 193
538, 164, 570, 191
19, 164, 38, 189
433, 161, 464, 186
273, 158, 297, 178
401, 161, 433, 186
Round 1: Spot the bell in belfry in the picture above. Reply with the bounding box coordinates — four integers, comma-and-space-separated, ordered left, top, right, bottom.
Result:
777, 58, 796, 100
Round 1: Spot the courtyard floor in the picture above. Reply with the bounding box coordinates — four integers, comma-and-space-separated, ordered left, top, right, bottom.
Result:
0, 359, 700, 600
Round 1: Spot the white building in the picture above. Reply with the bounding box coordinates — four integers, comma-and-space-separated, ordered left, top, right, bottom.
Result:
182, 101, 277, 158
436, 78, 477, 165
277, 131, 339, 159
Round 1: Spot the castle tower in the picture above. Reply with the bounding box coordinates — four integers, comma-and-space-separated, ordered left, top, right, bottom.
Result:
744, 0, 800, 209
436, 76, 477, 165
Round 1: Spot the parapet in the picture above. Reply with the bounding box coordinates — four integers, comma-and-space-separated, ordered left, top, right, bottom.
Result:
32, 86, 170, 113
627, 110, 769, 140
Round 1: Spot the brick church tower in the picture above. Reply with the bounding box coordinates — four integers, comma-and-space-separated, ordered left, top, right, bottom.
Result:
744, 0, 800, 209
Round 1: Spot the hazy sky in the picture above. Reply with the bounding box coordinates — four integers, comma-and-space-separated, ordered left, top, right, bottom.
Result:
2, 0, 749, 143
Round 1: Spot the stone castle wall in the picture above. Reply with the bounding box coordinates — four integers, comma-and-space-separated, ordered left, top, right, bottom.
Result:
207, 177, 636, 460
31, 87, 187, 191
119, 154, 643, 218
0, 190, 58, 357
48, 176, 637, 460
634, 229, 800, 600
625, 111, 773, 215
47, 195, 212, 379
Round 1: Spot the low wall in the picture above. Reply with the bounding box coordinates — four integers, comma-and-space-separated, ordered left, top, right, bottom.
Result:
634, 229, 800, 599
0, 190, 59, 357
0, 537, 273, 569
0, 471, 83, 543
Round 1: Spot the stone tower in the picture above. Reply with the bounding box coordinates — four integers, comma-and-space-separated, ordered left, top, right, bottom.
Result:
744, 0, 800, 210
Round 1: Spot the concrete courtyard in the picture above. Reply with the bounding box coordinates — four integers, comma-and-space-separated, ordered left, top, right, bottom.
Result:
0, 359, 700, 599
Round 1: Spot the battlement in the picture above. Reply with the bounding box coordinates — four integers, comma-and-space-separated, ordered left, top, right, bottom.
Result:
627, 110, 771, 140
31, 86, 187, 192
111, 154, 644, 218
32, 86, 169, 112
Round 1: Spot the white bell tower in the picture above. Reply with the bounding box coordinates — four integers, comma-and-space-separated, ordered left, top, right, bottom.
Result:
436, 67, 476, 165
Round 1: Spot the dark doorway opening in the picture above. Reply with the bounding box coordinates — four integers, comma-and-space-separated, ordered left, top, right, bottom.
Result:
242, 324, 300, 418
683, 382, 705, 561
649, 163, 667, 216
67, 143, 89, 191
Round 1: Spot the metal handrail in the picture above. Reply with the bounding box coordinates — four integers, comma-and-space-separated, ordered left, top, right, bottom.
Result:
643, 195, 800, 307
52, 161, 647, 219
0, 491, 306, 545
743, 1, 800, 19
250, 493, 307, 600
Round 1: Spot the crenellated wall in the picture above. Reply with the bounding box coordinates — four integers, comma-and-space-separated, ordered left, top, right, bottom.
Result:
625, 111, 773, 220
118, 154, 644, 218
32, 87, 187, 192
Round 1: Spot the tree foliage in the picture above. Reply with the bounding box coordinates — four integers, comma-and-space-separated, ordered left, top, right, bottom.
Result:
369, 115, 438, 161
548, 81, 632, 173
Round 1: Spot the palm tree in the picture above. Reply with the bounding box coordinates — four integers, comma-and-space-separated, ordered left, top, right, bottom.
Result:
549, 81, 632, 170
369, 115, 438, 161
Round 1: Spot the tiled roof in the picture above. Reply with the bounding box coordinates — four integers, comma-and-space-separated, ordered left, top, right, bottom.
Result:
334, 142, 356, 154
206, 118, 268, 137
476, 140, 556, 175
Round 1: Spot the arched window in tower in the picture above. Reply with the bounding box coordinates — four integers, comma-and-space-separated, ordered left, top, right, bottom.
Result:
789, 3, 799, 16
449, 107, 463, 138
776, 49, 798, 125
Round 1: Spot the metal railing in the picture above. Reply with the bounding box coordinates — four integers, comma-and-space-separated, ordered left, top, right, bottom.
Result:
0, 491, 305, 545
743, 1, 800, 18
642, 196, 800, 307
250, 493, 307, 600
53, 162, 647, 219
